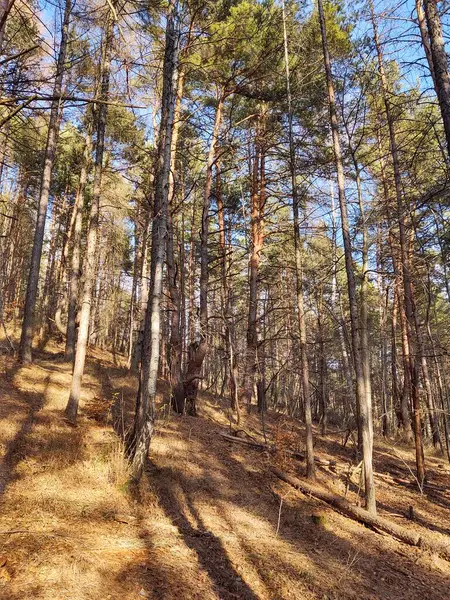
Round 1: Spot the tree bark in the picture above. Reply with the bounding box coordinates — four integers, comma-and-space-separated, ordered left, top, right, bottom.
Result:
370, 1, 425, 484
131, 211, 150, 371
0, 0, 15, 52
422, 0, 450, 162
167, 69, 185, 413
128, 0, 180, 481
183, 90, 224, 416
282, 0, 315, 479
241, 116, 266, 414
216, 160, 240, 420
318, 0, 375, 513
18, 0, 72, 363
127, 209, 141, 368
64, 124, 93, 361
354, 160, 373, 443
64, 12, 114, 423
415, 0, 437, 90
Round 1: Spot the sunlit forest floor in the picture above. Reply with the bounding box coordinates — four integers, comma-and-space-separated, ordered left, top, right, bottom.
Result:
0, 339, 449, 599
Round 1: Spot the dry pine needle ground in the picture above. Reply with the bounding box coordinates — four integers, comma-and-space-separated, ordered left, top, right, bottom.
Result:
0, 345, 449, 600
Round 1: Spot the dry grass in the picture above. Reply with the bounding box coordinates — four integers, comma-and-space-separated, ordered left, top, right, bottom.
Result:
0, 340, 449, 599
0, 352, 138, 599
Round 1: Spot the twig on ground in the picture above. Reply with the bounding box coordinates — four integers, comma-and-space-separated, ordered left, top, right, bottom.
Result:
276, 489, 293, 536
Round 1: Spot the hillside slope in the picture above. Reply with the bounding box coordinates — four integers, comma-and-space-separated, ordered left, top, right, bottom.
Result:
0, 347, 449, 599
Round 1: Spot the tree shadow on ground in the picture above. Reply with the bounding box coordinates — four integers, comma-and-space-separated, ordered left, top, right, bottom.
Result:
0, 362, 49, 497
116, 426, 450, 600
148, 462, 260, 600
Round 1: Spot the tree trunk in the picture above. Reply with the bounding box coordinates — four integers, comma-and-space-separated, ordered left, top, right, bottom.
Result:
64, 12, 114, 423
64, 124, 93, 361
422, 0, 450, 161
167, 69, 185, 413
282, 1, 315, 478
331, 184, 353, 413
216, 160, 240, 420
131, 211, 150, 371
375, 122, 414, 441
370, 1, 425, 484
18, 0, 72, 363
38, 194, 62, 341
241, 116, 265, 414
183, 91, 224, 416
271, 466, 450, 561
127, 211, 141, 368
376, 231, 392, 437
354, 161, 373, 442
128, 0, 180, 481
415, 0, 438, 90
317, 294, 328, 436
318, 0, 376, 513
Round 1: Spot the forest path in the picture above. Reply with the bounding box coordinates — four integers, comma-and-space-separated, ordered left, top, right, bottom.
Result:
0, 348, 448, 599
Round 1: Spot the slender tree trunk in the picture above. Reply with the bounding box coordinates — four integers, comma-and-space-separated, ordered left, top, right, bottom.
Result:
317, 292, 328, 435
390, 290, 401, 429
127, 212, 140, 368
187, 194, 196, 346
216, 160, 239, 420
414, 309, 441, 448
380, 295, 390, 437
64, 124, 92, 361
422, 0, 450, 161
64, 13, 114, 423
54, 177, 79, 336
131, 211, 150, 371
370, 1, 425, 484
241, 118, 265, 414
416, 0, 438, 90
183, 90, 224, 415
375, 122, 414, 441
376, 230, 392, 437
128, 0, 180, 481
38, 197, 60, 339
354, 161, 373, 440
282, 0, 315, 478
167, 70, 185, 413
331, 184, 353, 411
19, 0, 72, 363
412, 235, 442, 449
318, 0, 375, 513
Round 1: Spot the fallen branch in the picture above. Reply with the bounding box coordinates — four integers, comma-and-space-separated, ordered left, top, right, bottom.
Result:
221, 433, 335, 467
230, 428, 260, 443
271, 467, 450, 561
0, 530, 63, 536
220, 433, 267, 449
291, 451, 335, 468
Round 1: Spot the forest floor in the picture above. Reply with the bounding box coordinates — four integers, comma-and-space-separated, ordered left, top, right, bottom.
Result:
0, 343, 449, 599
